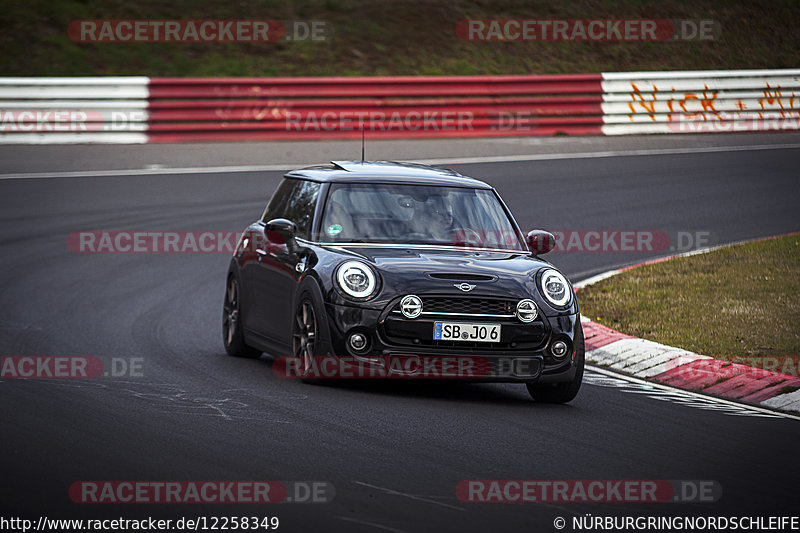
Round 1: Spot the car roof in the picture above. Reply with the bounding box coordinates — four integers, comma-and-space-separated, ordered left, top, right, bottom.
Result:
284, 161, 493, 189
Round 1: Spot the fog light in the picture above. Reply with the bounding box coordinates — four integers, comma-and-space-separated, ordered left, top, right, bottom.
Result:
551, 340, 569, 359
349, 333, 368, 352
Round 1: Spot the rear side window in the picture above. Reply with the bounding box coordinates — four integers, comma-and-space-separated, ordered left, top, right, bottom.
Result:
261, 178, 320, 240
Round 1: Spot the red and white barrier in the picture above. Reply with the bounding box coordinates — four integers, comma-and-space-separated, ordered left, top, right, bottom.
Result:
0, 69, 798, 143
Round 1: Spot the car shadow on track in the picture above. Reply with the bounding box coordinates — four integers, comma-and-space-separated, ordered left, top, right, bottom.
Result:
243, 354, 577, 407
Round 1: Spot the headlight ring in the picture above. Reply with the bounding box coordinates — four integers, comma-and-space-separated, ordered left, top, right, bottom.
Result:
539, 268, 572, 308
336, 261, 378, 299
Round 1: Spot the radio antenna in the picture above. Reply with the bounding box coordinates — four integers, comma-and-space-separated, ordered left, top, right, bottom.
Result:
361, 122, 365, 163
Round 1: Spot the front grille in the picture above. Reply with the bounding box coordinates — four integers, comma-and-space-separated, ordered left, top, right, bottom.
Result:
393, 297, 516, 317
382, 295, 547, 352
381, 316, 547, 351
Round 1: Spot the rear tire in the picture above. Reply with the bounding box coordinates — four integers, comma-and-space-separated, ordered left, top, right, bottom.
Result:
527, 322, 584, 403
222, 274, 261, 358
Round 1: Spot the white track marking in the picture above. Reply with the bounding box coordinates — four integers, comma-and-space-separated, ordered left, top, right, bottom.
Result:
0, 133, 148, 145
1, 142, 800, 181
0, 163, 301, 180
354, 481, 465, 511
410, 142, 800, 166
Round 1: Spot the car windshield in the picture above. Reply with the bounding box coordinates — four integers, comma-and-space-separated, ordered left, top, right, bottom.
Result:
318, 183, 525, 250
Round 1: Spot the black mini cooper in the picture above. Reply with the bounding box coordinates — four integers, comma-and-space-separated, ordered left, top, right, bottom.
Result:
223, 161, 583, 403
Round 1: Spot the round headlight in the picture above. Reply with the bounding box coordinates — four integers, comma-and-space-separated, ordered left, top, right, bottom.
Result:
516, 299, 538, 322
539, 269, 571, 308
336, 261, 377, 299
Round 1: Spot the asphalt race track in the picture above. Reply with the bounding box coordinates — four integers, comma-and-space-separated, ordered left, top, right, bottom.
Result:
1, 145, 799, 532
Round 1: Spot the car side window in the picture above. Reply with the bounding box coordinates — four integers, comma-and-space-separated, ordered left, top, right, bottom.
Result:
261, 178, 320, 240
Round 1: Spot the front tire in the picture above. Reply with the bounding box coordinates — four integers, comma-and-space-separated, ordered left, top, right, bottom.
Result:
527, 322, 584, 403
292, 292, 329, 383
222, 274, 261, 358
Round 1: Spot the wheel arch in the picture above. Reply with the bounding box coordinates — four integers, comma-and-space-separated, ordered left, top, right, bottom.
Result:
293, 274, 335, 357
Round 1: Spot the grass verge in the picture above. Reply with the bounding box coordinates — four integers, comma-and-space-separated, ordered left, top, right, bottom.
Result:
1, 0, 799, 76
579, 234, 800, 363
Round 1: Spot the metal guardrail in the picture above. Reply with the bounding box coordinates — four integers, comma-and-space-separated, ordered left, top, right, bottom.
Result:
144, 75, 603, 142
0, 70, 798, 143
600, 69, 800, 135
0, 77, 150, 144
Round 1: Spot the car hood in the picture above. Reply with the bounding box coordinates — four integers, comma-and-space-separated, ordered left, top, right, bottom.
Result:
327, 244, 556, 302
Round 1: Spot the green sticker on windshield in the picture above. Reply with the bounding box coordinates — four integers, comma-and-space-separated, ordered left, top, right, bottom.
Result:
327, 224, 342, 236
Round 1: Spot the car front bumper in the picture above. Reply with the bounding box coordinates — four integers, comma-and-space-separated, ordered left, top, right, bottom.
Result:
323, 302, 582, 384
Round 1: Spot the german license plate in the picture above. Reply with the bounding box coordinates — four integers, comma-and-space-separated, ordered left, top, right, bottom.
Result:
434, 322, 500, 342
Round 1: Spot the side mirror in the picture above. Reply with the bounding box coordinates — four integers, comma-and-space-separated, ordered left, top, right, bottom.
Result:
526, 230, 557, 255
265, 218, 297, 235
265, 218, 298, 253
